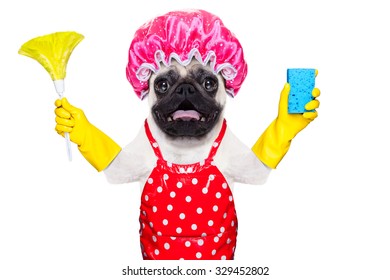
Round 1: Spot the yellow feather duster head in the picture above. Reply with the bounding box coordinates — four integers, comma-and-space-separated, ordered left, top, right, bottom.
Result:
19, 31, 84, 80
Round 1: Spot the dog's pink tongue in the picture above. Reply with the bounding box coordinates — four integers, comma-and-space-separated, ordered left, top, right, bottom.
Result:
172, 110, 201, 121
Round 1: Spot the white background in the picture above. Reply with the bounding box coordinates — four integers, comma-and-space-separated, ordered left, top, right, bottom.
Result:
1, 0, 390, 279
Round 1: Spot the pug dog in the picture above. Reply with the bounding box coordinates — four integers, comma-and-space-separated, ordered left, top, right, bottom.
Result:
54, 9, 320, 260
151, 62, 223, 138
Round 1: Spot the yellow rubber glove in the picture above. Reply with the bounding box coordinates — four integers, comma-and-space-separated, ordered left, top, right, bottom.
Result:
55, 98, 121, 171
252, 82, 320, 168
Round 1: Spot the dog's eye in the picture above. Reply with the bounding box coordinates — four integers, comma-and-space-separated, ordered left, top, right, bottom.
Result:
155, 79, 170, 94
203, 78, 217, 91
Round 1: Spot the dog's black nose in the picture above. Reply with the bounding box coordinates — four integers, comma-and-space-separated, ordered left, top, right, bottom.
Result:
176, 83, 195, 97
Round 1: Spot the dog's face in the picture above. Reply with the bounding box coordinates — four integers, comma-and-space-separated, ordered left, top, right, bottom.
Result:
148, 60, 226, 138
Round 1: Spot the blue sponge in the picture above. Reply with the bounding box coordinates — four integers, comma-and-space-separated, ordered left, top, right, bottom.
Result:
287, 68, 316, 113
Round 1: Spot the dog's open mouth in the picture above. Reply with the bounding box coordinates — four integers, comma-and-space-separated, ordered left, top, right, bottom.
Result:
169, 110, 204, 122
157, 100, 218, 124
153, 99, 221, 137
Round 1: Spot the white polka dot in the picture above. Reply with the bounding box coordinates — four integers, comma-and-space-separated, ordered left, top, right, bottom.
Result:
201, 233, 207, 237
179, 213, 185, 220
142, 223, 145, 229
212, 249, 216, 255
171, 236, 176, 240
142, 210, 146, 216
152, 206, 157, 213
220, 227, 225, 233
208, 220, 214, 226
185, 196, 192, 203
209, 174, 215, 180
164, 243, 170, 250
179, 258, 184, 260
221, 255, 226, 260
167, 204, 173, 211
176, 182, 183, 188
198, 240, 204, 246
202, 187, 208, 194
144, 195, 149, 201
170, 191, 176, 198
163, 174, 169, 180
214, 236, 219, 243
223, 213, 227, 219
152, 236, 157, 242
196, 252, 202, 259
229, 195, 233, 201
227, 238, 231, 244
176, 227, 182, 234
157, 186, 163, 193
197, 207, 203, 214
213, 142, 219, 147
149, 222, 153, 228
222, 182, 227, 189
147, 178, 153, 184
231, 220, 235, 227
192, 178, 198, 185
216, 192, 222, 199
163, 219, 168, 226
154, 249, 159, 255
152, 142, 158, 148
187, 167, 193, 173
157, 231, 162, 236
179, 167, 185, 173
191, 224, 197, 230
213, 205, 218, 212
185, 241, 191, 247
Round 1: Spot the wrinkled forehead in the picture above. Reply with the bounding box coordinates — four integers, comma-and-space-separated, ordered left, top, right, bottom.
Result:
150, 59, 217, 81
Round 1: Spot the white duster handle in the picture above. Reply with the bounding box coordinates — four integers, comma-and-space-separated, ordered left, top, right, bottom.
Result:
54, 79, 72, 161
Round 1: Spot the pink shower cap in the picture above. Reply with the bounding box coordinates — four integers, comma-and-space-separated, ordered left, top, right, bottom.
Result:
126, 9, 248, 99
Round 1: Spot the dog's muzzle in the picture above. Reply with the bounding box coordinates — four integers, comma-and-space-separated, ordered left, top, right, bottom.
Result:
152, 83, 222, 137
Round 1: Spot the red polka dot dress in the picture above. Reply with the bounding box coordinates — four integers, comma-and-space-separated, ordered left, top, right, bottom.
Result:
139, 119, 238, 260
